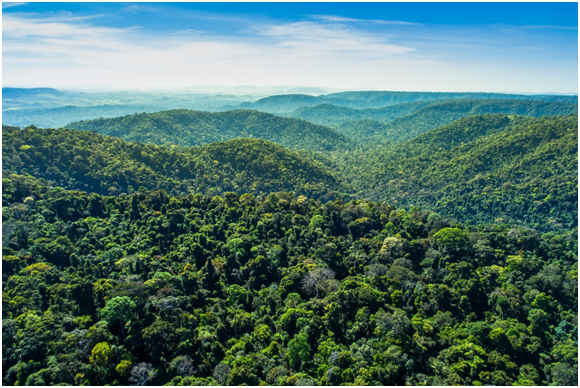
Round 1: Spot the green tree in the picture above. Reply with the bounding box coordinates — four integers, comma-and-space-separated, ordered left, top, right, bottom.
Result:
287, 332, 311, 371
100, 296, 137, 341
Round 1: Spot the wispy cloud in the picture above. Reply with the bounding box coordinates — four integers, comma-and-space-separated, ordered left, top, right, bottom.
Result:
2, 3, 26, 9
172, 29, 206, 35
3, 12, 425, 88
311, 14, 419, 26
256, 21, 414, 57
516, 24, 578, 31
2, 8, 577, 93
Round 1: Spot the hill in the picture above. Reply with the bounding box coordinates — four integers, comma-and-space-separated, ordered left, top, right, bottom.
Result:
288, 101, 434, 126
66, 109, 352, 152
234, 94, 325, 114
343, 99, 578, 144
332, 120, 394, 144
323, 90, 578, 108
2, 126, 348, 201
2, 87, 73, 99
340, 114, 578, 230
231, 91, 578, 113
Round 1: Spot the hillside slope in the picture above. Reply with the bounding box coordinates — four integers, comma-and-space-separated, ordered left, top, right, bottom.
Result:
342, 114, 578, 230
66, 109, 352, 152
232, 91, 578, 112
2, 126, 348, 200
289, 101, 433, 126
323, 90, 578, 108
352, 99, 578, 144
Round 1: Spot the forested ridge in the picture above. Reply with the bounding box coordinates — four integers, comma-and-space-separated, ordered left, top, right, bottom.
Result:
2, 174, 577, 386
319, 99, 577, 145
330, 114, 578, 231
234, 91, 578, 112
2, 93, 578, 387
66, 109, 352, 152
2, 126, 346, 201
288, 101, 434, 126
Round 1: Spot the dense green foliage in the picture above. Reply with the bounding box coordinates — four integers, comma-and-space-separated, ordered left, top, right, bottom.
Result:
66, 109, 352, 152
237, 91, 578, 113
368, 99, 577, 144
332, 120, 394, 145
2, 126, 346, 201
332, 114, 578, 231
2, 89, 578, 386
288, 101, 433, 126
3, 176, 577, 386
294, 99, 577, 145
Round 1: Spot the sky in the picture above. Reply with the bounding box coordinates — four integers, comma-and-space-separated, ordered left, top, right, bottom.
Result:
2, 2, 578, 94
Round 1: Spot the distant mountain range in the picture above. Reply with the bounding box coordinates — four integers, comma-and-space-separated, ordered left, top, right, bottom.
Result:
3, 87, 577, 129
231, 90, 578, 113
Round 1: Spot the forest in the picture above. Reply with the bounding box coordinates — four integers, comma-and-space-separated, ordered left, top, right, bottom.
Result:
2, 90, 578, 386
328, 114, 578, 231
66, 110, 352, 152
3, 175, 577, 386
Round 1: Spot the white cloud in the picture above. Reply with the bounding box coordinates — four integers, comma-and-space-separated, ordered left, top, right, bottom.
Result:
255, 21, 414, 60
2, 12, 427, 89
2, 12, 577, 93
310, 15, 418, 26
2, 3, 27, 9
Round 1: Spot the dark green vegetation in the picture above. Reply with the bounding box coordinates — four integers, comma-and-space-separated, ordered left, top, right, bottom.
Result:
63, 100, 576, 153
331, 114, 578, 232
66, 110, 352, 152
2, 126, 345, 201
292, 99, 578, 144
3, 174, 577, 386
2, 90, 578, 386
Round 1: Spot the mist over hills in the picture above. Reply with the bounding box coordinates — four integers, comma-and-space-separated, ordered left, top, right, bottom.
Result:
232, 90, 578, 113
3, 87, 577, 130
3, 0, 579, 383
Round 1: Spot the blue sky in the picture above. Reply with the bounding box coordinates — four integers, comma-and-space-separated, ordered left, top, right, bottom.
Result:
2, 2, 578, 93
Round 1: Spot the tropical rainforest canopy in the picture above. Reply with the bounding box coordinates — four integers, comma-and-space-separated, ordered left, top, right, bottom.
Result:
2, 91, 578, 386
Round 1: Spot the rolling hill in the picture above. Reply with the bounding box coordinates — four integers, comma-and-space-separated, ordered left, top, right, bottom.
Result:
324, 99, 578, 144
230, 91, 578, 113
66, 109, 352, 152
2, 125, 348, 200
288, 100, 434, 126
340, 114, 578, 230
322, 90, 578, 108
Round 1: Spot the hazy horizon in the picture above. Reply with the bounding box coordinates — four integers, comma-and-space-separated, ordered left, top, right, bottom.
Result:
3, 85, 578, 97
3, 2, 578, 94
